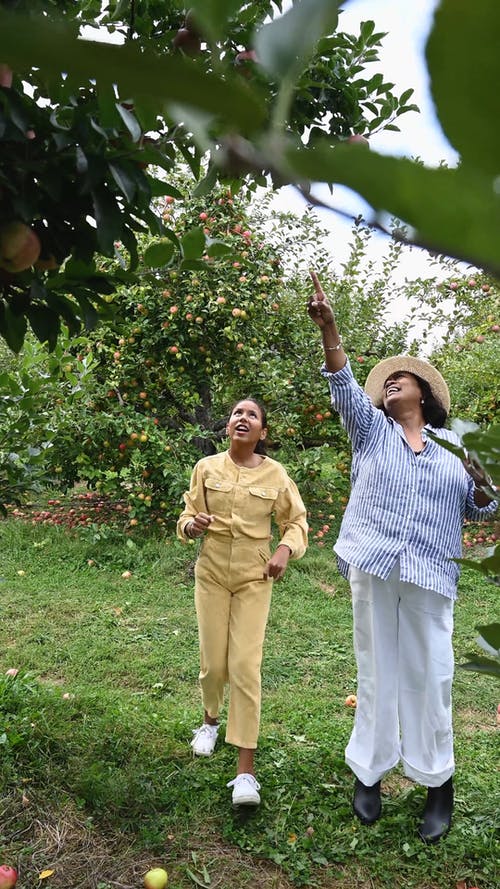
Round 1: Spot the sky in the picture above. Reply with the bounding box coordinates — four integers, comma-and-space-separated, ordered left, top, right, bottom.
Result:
272, 0, 460, 279
339, 0, 457, 165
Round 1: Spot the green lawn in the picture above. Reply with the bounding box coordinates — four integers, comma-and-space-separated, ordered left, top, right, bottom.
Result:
0, 512, 498, 889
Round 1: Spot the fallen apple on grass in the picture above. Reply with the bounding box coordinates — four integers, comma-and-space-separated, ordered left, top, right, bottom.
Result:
344, 694, 357, 708
144, 867, 168, 889
0, 865, 18, 889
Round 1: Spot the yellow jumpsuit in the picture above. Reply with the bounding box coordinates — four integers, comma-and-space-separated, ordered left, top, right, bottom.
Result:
177, 450, 308, 748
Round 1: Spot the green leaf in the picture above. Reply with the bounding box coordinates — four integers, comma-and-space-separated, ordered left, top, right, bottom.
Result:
26, 305, 60, 351
147, 178, 182, 198
115, 102, 142, 143
426, 0, 500, 175
73, 292, 98, 330
185, 866, 210, 888
62, 258, 96, 279
179, 144, 202, 180
180, 259, 206, 271
0, 11, 266, 133
187, 0, 242, 42
44, 293, 82, 336
360, 20, 376, 41
83, 276, 116, 295
459, 657, 500, 679
399, 88, 415, 106
206, 240, 232, 256
0, 304, 27, 353
476, 622, 500, 654
160, 228, 181, 251
192, 164, 218, 198
132, 147, 175, 174
461, 425, 500, 486
120, 226, 139, 271
287, 143, 500, 276
143, 239, 175, 268
0, 372, 22, 395
109, 162, 137, 203
457, 553, 500, 579
91, 186, 122, 254
181, 226, 206, 260
255, 0, 339, 82
97, 83, 122, 129
148, 180, 182, 200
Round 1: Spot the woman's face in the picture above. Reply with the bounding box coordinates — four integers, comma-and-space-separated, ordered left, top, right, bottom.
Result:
382, 371, 423, 413
226, 400, 267, 447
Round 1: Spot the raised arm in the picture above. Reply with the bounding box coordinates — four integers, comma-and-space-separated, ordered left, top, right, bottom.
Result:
307, 270, 347, 373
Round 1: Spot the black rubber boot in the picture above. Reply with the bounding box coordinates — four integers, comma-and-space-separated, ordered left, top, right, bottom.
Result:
353, 778, 382, 824
418, 777, 454, 844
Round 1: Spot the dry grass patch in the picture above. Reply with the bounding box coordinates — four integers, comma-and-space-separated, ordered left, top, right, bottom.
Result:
455, 706, 498, 734
0, 791, 306, 889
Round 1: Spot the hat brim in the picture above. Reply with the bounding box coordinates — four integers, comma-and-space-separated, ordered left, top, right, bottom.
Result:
364, 355, 450, 414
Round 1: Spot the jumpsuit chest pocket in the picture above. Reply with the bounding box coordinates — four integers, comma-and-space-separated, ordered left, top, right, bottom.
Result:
204, 477, 234, 516
248, 485, 278, 519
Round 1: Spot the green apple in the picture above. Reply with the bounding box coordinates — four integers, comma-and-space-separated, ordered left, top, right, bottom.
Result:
144, 868, 168, 889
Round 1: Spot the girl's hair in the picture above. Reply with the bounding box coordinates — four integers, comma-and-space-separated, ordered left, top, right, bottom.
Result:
381, 373, 448, 428
229, 397, 268, 454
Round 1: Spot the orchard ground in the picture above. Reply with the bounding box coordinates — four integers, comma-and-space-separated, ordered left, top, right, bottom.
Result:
0, 490, 498, 889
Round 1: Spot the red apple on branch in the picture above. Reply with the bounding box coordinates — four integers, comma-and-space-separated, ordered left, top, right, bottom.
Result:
0, 64, 13, 88
346, 134, 369, 147
0, 221, 41, 272
172, 28, 201, 55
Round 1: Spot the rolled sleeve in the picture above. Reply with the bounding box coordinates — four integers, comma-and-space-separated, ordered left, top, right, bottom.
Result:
321, 359, 377, 449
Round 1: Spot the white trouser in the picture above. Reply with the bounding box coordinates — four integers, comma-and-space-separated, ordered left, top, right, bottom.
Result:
345, 562, 455, 788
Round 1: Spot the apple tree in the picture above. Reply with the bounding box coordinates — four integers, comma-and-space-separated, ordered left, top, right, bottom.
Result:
424, 275, 500, 427
36, 185, 413, 526
0, 334, 97, 511
0, 0, 417, 350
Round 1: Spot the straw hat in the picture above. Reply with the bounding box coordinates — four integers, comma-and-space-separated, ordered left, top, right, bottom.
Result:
364, 355, 450, 414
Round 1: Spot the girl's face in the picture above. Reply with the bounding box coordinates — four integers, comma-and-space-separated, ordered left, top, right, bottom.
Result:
226, 400, 267, 448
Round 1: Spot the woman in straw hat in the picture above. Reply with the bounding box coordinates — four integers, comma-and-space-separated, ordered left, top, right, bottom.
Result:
307, 270, 497, 843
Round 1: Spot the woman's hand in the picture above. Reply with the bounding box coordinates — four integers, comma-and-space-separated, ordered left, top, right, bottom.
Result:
463, 455, 490, 488
307, 270, 335, 328
463, 455, 497, 505
263, 544, 290, 581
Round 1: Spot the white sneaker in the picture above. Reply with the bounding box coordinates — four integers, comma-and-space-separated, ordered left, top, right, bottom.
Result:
190, 722, 219, 756
227, 773, 261, 806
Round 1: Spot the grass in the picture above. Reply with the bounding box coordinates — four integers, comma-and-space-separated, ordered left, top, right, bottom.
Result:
0, 504, 498, 889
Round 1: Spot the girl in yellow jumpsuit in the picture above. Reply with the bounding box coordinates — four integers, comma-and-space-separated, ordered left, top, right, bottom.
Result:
177, 398, 308, 806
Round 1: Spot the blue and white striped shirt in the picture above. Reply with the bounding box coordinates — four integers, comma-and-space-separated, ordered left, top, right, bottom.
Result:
322, 361, 497, 599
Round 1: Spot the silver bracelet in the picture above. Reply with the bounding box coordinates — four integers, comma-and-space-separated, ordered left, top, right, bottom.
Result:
324, 337, 343, 351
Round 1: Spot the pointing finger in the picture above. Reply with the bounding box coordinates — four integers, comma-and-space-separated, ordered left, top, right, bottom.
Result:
309, 270, 323, 296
